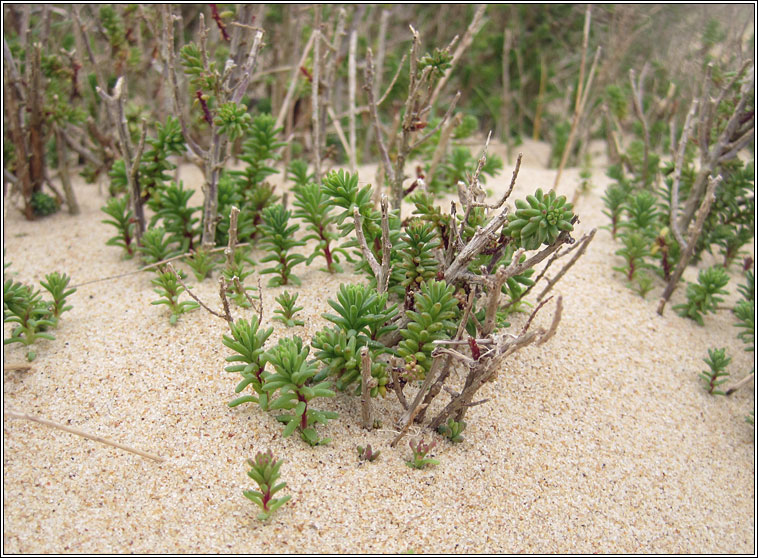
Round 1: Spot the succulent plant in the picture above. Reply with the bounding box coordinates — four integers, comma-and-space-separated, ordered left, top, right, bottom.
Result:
437, 417, 466, 443
243, 450, 291, 521
699, 347, 731, 395
3, 279, 57, 361
311, 326, 389, 397
397, 279, 457, 379
357, 444, 381, 462
147, 181, 200, 252
224, 316, 274, 410
137, 227, 181, 266
101, 196, 135, 257
273, 291, 305, 327
263, 336, 337, 445
39, 272, 76, 318
505, 188, 574, 250
673, 266, 730, 326
150, 267, 199, 325
292, 182, 346, 273
405, 438, 439, 469
31, 191, 60, 216
398, 221, 440, 293
259, 204, 306, 287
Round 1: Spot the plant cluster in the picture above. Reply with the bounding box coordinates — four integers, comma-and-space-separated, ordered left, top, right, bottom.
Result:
602, 58, 754, 319
4, 269, 76, 361
673, 266, 730, 326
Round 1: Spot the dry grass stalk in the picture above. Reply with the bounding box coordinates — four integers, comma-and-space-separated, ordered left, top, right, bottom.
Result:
553, 5, 601, 191
360, 347, 376, 430
4, 409, 165, 463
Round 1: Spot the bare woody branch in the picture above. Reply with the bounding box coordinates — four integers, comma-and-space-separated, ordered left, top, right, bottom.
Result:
428, 4, 487, 109
97, 77, 147, 242
364, 48, 395, 190
166, 262, 230, 323
274, 30, 316, 130
658, 174, 722, 315
537, 228, 596, 301
669, 98, 699, 249
352, 196, 393, 294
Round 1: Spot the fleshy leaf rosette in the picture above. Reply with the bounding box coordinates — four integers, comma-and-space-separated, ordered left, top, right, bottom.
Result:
506, 188, 574, 250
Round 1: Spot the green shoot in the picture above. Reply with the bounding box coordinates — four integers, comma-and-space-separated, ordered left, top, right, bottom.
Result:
699, 347, 731, 396
101, 196, 135, 258
243, 450, 291, 521
263, 336, 337, 445
405, 438, 439, 469
185, 247, 218, 282
357, 444, 381, 462
223, 317, 274, 411
674, 266, 730, 325
3, 279, 57, 361
273, 291, 304, 327
150, 267, 199, 325
437, 418, 466, 443
259, 205, 306, 287
39, 272, 76, 318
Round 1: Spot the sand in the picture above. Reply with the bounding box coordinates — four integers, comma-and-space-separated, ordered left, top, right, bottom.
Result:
3, 141, 755, 553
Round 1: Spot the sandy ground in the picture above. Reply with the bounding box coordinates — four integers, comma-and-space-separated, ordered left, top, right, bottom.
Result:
2, 140, 755, 553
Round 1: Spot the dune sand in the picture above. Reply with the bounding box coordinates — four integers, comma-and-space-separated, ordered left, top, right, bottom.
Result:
3, 142, 754, 553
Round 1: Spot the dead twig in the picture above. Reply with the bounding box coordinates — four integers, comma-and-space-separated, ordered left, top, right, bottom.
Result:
658, 175, 722, 315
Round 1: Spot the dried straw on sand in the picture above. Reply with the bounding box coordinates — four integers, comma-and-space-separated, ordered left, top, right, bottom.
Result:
3, 141, 754, 553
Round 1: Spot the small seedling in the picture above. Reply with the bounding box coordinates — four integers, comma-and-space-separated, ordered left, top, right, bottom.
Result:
101, 196, 135, 257
40, 272, 76, 318
357, 444, 381, 462
699, 347, 731, 395
437, 418, 466, 443
405, 438, 439, 469
138, 227, 181, 266
259, 204, 306, 287
150, 267, 200, 325
674, 266, 730, 325
273, 291, 304, 327
185, 247, 218, 282
243, 450, 291, 521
